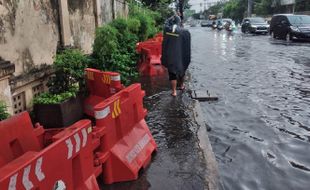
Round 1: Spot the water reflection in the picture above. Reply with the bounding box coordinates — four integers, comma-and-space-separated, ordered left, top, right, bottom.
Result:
189, 27, 310, 190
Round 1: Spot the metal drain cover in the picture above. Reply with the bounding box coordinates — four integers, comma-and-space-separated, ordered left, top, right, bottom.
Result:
191, 90, 218, 101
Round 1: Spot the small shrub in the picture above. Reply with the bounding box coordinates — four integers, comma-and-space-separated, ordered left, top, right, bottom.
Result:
48, 49, 87, 94
93, 25, 118, 70
34, 49, 87, 105
92, 4, 159, 85
0, 101, 9, 121
127, 18, 141, 33
93, 19, 139, 85
33, 86, 78, 104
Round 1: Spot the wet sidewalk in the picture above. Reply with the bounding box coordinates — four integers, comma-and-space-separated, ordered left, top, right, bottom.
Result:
102, 76, 219, 190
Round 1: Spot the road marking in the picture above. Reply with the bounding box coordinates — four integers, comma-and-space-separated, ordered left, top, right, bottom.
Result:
8, 173, 18, 190
82, 128, 88, 147
65, 138, 73, 159
95, 107, 110, 119
126, 134, 151, 163
35, 157, 45, 181
22, 165, 33, 190
74, 133, 81, 153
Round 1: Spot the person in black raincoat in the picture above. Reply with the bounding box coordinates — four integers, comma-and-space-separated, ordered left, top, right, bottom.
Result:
162, 12, 191, 97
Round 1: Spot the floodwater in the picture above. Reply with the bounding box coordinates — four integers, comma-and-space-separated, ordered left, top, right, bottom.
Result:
102, 76, 208, 190
189, 27, 310, 190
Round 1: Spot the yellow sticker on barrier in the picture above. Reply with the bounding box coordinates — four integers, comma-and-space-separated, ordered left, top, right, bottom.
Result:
112, 99, 121, 119
102, 74, 111, 84
87, 71, 94, 80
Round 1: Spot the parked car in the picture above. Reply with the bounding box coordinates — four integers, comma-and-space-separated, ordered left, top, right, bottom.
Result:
201, 20, 212, 27
241, 17, 269, 34
270, 14, 310, 41
200, 20, 207, 27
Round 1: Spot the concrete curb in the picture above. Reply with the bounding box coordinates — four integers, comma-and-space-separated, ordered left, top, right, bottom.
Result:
192, 100, 220, 190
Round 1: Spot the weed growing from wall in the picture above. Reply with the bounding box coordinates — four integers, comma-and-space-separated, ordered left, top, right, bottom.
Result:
0, 101, 9, 121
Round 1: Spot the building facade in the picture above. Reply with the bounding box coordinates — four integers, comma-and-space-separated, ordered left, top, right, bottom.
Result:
0, 0, 128, 115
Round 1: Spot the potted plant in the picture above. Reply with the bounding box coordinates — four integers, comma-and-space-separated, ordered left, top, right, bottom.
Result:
33, 49, 87, 128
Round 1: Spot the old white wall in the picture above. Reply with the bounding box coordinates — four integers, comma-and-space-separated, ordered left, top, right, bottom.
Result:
0, 0, 59, 76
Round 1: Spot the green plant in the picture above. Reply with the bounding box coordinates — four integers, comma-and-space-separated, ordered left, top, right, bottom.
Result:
127, 18, 141, 33
92, 4, 160, 85
93, 25, 118, 70
0, 101, 9, 121
48, 49, 87, 94
34, 49, 87, 105
93, 19, 140, 85
33, 86, 79, 104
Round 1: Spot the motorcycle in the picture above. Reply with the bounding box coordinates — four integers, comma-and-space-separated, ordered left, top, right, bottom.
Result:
224, 21, 236, 32
212, 22, 217, 30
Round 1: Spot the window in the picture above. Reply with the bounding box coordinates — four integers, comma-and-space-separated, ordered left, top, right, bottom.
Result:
12, 92, 26, 114
32, 84, 45, 98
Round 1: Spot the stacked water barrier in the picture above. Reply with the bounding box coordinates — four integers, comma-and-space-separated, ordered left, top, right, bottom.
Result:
136, 33, 166, 76
0, 68, 157, 190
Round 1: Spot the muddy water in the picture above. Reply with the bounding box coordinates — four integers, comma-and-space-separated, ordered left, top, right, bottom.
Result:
189, 27, 310, 190
102, 76, 208, 190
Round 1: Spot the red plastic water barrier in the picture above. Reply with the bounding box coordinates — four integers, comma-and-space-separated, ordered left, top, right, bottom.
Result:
153, 32, 163, 42
136, 33, 163, 54
136, 35, 166, 76
138, 47, 166, 76
93, 83, 157, 184
0, 112, 99, 190
84, 68, 124, 117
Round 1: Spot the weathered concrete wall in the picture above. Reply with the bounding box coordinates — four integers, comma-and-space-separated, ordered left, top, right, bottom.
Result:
67, 0, 96, 53
99, 0, 113, 24
115, 0, 128, 19
0, 0, 59, 76
0, 57, 15, 114
0, 0, 128, 115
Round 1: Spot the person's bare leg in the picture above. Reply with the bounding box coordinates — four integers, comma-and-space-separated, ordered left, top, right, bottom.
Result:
171, 80, 177, 96
179, 75, 185, 90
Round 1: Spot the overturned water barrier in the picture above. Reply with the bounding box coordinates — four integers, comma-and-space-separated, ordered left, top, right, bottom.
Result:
0, 68, 157, 189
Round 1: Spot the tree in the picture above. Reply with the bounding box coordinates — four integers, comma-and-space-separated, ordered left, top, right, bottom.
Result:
223, 0, 247, 22
204, 2, 225, 16
295, 0, 310, 12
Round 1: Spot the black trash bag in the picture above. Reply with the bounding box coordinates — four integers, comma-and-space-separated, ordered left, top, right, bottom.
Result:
161, 24, 191, 77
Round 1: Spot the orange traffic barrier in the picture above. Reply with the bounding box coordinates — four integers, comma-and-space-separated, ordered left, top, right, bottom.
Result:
0, 112, 99, 190
136, 34, 166, 76
0, 69, 157, 189
84, 68, 124, 117
93, 83, 157, 184
84, 68, 157, 184
136, 33, 163, 54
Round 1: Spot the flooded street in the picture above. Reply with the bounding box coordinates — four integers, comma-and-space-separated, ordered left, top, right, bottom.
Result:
189, 27, 310, 190
102, 76, 210, 190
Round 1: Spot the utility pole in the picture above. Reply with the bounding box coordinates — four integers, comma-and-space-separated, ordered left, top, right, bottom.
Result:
204, 0, 206, 12
248, 0, 252, 17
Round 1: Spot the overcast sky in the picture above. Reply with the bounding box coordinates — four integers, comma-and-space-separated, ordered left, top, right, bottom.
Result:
189, 0, 223, 13
189, 0, 205, 13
